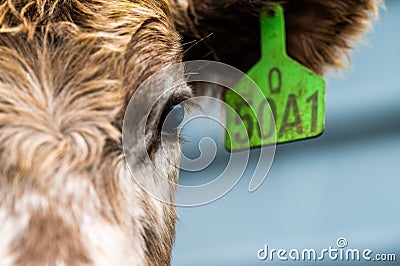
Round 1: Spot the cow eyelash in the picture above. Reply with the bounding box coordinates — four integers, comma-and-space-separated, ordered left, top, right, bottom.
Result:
146, 93, 197, 158
157, 93, 198, 137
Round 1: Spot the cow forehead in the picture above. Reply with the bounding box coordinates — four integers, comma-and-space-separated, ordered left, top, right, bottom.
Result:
0, 0, 185, 181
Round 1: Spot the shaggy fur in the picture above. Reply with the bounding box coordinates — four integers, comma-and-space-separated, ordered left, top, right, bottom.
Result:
0, 0, 379, 265
174, 0, 380, 74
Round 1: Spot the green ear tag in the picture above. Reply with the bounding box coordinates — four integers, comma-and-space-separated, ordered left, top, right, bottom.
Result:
225, 4, 326, 151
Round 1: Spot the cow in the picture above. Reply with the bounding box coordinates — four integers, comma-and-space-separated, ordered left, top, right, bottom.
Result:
0, 0, 380, 265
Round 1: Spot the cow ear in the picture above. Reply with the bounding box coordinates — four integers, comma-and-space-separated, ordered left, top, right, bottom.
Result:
173, 0, 380, 75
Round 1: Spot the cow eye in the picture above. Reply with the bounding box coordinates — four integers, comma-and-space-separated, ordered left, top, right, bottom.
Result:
158, 103, 185, 134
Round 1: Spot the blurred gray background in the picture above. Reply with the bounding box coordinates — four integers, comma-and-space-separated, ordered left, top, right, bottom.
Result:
172, 1, 400, 265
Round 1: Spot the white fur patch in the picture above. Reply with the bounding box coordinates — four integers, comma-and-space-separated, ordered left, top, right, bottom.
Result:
0, 206, 29, 266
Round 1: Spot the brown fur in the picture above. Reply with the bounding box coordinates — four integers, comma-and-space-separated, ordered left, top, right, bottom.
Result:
10, 211, 92, 265
0, 0, 379, 265
174, 0, 380, 75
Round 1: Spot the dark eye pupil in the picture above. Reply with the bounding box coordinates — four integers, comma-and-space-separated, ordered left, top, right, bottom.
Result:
159, 104, 185, 133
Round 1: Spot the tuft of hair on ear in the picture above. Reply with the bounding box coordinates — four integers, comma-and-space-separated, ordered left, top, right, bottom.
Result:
173, 0, 381, 75
283, 0, 381, 75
